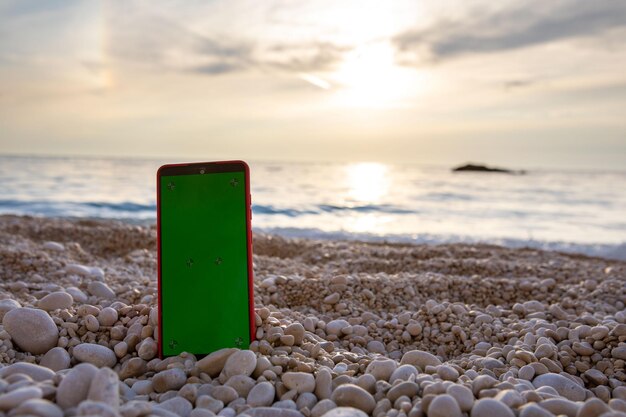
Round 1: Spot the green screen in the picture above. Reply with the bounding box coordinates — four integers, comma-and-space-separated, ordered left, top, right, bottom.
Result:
160, 170, 250, 356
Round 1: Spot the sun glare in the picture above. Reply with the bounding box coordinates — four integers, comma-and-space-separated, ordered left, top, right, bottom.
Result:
330, 42, 418, 107
345, 162, 389, 203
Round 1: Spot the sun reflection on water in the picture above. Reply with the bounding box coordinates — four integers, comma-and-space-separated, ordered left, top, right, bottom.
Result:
345, 162, 389, 203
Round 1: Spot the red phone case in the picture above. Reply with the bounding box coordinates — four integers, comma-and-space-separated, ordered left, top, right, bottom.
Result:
156, 160, 255, 358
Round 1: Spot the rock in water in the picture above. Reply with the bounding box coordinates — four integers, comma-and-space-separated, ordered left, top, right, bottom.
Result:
2, 307, 58, 354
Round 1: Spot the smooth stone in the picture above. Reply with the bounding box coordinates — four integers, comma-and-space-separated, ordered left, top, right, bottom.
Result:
196, 395, 224, 413
365, 358, 397, 381
535, 344, 555, 360
43, 241, 65, 251
119, 357, 147, 379
611, 346, 626, 360
585, 369, 608, 385
56, 363, 99, 408
519, 364, 536, 381
222, 350, 257, 378
285, 323, 306, 345
325, 319, 350, 336
321, 407, 368, 417
132, 380, 153, 395
196, 348, 238, 377
0, 299, 21, 320
225, 375, 255, 398
0, 386, 43, 410
85, 314, 100, 332
153, 368, 187, 393
312, 399, 337, 417
98, 307, 119, 326
389, 364, 419, 383
73, 343, 117, 367
539, 398, 580, 417
40, 347, 71, 371
87, 367, 120, 408
471, 398, 515, 417
87, 281, 116, 299
0, 362, 55, 382
447, 384, 474, 412
38, 291, 73, 311
331, 384, 376, 414
282, 372, 316, 393
519, 403, 555, 417
428, 394, 462, 417
533, 373, 586, 401
12, 398, 63, 417
137, 338, 158, 360
158, 397, 193, 417
494, 389, 524, 408
121, 400, 152, 416
248, 381, 276, 407
296, 392, 317, 410
576, 398, 609, 417
315, 367, 333, 400
472, 375, 497, 395
387, 381, 419, 403
66, 287, 88, 303
245, 408, 304, 417
437, 365, 460, 381
212, 385, 238, 404
190, 409, 216, 417
400, 350, 442, 370
366, 340, 386, 354
66, 263, 93, 276
76, 400, 119, 417
3, 307, 59, 354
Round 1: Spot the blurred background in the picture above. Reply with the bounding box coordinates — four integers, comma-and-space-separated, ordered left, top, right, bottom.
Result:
0, 0, 625, 258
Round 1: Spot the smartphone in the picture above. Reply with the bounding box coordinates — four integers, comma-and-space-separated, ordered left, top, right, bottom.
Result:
157, 160, 254, 357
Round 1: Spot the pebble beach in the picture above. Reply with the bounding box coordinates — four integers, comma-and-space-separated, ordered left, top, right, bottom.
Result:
0, 215, 625, 417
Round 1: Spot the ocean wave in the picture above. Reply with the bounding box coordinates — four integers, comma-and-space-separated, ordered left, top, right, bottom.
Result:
253, 226, 626, 261
0, 199, 155, 216
252, 203, 415, 216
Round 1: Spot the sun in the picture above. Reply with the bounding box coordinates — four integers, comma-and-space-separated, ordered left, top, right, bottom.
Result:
329, 42, 420, 108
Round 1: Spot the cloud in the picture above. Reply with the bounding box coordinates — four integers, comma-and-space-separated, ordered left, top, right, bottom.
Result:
394, 1, 626, 62
260, 41, 348, 72
104, 4, 346, 77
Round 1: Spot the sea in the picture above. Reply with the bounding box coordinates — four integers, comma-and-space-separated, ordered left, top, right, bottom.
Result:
1, 154, 625, 260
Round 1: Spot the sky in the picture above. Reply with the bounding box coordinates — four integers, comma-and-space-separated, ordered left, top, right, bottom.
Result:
0, 0, 625, 169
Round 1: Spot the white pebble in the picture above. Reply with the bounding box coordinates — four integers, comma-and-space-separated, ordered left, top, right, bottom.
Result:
2, 307, 59, 354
